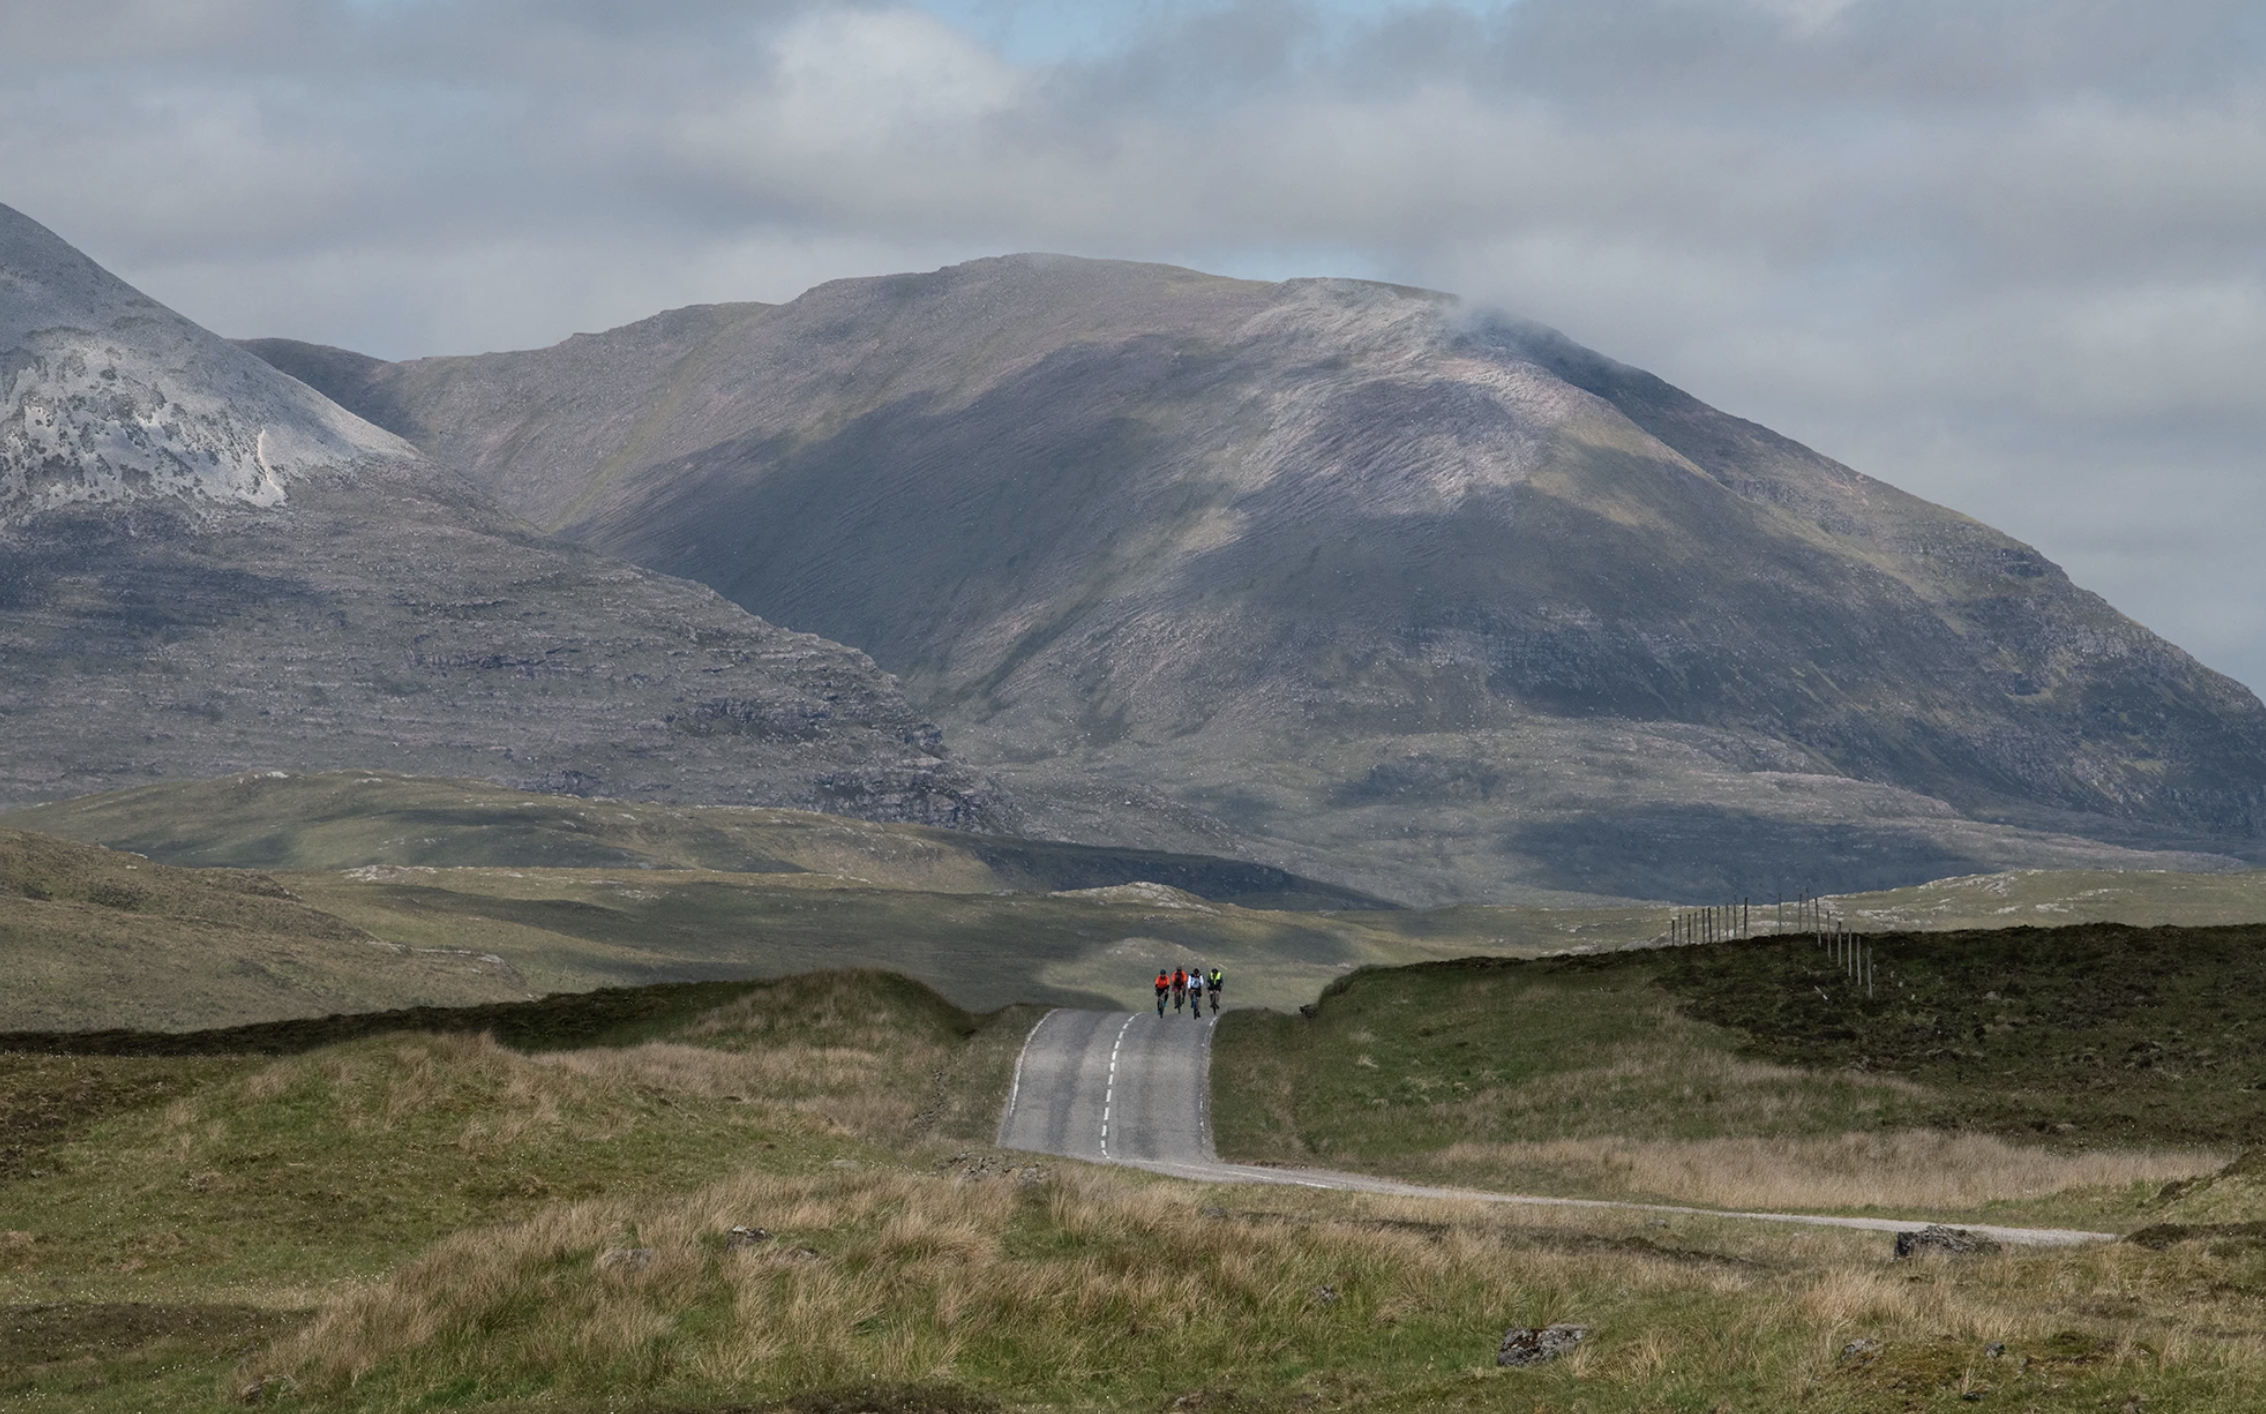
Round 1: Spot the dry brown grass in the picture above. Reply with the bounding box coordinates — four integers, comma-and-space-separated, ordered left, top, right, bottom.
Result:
1428, 1026, 1928, 1136
247, 1157, 2266, 1412
256, 1164, 1681, 1405
1415, 1129, 2221, 1212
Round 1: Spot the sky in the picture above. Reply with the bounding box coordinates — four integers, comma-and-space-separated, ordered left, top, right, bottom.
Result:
2, 0, 2261, 692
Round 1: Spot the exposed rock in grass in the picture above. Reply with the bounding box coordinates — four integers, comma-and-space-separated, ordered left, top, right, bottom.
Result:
1497, 1323, 1587, 1367
1894, 1225, 2001, 1259
724, 1226, 772, 1248
237, 1374, 297, 1405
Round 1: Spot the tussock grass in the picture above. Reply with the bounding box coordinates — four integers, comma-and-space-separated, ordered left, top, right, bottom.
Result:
0, 972, 1024, 1307
248, 1162, 2266, 1412
1417, 1130, 2218, 1214
243, 1164, 1745, 1405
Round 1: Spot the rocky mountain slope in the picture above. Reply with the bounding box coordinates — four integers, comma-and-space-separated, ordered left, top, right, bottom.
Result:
245, 256, 2266, 904
0, 203, 1001, 826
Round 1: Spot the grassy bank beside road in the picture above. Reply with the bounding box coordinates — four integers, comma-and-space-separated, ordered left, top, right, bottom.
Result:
1213, 925, 2265, 1225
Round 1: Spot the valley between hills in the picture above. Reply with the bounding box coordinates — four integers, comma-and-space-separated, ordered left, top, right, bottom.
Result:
10, 197, 2266, 1411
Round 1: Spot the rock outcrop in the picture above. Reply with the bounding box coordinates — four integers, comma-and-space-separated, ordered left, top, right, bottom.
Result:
0, 202, 1005, 827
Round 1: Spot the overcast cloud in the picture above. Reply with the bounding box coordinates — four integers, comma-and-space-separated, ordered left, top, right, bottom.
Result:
3, 0, 2261, 690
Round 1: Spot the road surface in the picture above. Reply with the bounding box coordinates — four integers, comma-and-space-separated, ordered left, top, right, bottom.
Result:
997, 1008, 2114, 1249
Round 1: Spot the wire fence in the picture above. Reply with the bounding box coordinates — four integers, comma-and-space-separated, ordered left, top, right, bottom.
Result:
1667, 889, 1877, 997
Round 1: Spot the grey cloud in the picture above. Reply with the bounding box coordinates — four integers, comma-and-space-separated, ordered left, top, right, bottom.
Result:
1, 0, 2260, 689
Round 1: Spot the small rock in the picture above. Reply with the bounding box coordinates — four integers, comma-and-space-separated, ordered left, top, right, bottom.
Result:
595, 1247, 654, 1271
781, 1245, 824, 1262
1314, 1285, 1339, 1305
1015, 1165, 1047, 1188
1985, 1341, 2006, 1358
1894, 1225, 2002, 1259
1497, 1323, 1587, 1367
941, 1151, 1009, 1181
239, 1374, 297, 1405
1839, 1338, 1884, 1365
725, 1226, 771, 1248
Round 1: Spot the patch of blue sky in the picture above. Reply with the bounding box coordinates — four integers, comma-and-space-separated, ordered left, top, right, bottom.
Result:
912, 0, 1517, 65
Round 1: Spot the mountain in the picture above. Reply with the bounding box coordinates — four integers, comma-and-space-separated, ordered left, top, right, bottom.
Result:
243, 256, 2266, 905
0, 202, 1002, 827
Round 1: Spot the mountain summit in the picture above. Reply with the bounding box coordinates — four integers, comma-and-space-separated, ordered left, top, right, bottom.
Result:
252, 255, 2266, 901
0, 204, 1001, 825
0, 204, 410, 518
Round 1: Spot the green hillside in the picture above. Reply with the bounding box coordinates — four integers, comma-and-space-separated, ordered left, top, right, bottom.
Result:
0, 828, 527, 1032
1216, 921, 2266, 1222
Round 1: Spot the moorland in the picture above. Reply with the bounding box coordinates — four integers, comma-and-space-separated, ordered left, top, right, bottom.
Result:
9, 941, 2266, 1413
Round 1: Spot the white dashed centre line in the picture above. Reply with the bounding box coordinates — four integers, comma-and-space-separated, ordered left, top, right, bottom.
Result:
1098, 1014, 1136, 1158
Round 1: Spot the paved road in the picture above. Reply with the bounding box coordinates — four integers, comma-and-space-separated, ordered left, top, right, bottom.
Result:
998, 1007, 1217, 1163
997, 1008, 2114, 1249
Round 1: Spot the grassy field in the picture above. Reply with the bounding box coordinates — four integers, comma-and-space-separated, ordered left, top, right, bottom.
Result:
10, 966, 2266, 1412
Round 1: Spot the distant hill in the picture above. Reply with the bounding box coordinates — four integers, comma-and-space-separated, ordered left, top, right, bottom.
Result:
247, 256, 2266, 903
0, 785, 1586, 1030
0, 202, 1003, 827
0, 826, 526, 1030
5, 770, 1390, 911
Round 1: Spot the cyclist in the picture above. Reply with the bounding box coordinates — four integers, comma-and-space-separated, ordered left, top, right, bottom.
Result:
1206, 966, 1224, 1015
1154, 969, 1169, 1017
1171, 966, 1187, 1013
1186, 967, 1205, 1018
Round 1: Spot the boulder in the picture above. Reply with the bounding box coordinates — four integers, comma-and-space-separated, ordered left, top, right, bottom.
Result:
1893, 1225, 2002, 1259
1497, 1323, 1587, 1367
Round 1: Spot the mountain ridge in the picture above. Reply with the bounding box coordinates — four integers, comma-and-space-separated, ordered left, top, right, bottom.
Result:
0, 202, 1006, 828
240, 253, 2266, 903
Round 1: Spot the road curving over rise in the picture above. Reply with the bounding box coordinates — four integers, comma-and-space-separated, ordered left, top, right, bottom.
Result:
998, 1008, 2116, 1250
